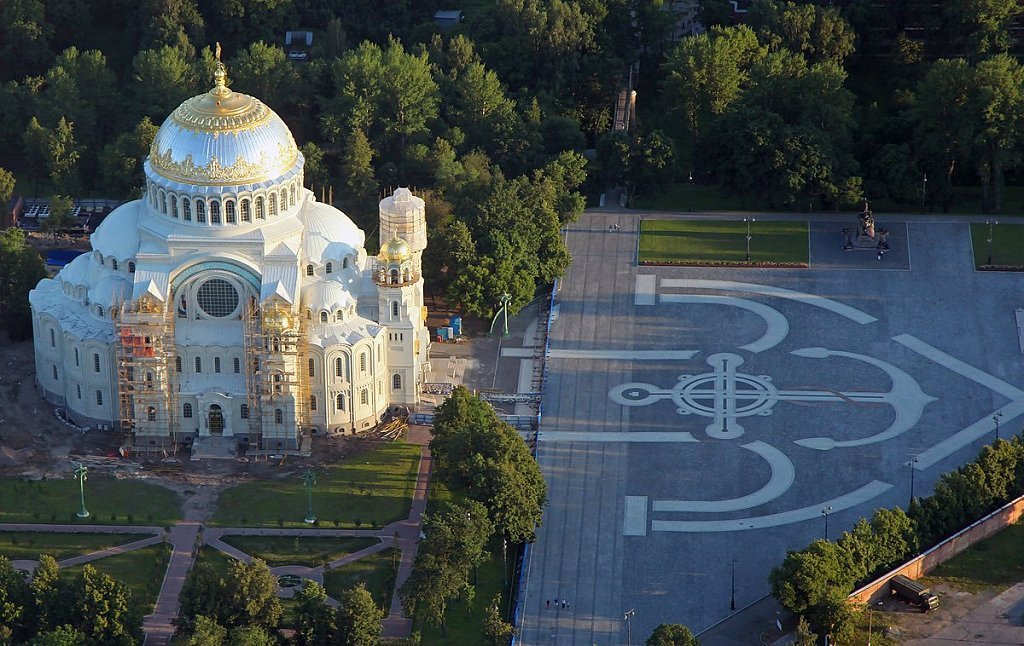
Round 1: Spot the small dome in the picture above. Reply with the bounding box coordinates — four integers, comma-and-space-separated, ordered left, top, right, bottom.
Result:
148, 57, 299, 186
302, 280, 356, 314
380, 236, 411, 262
91, 201, 141, 261
301, 201, 364, 263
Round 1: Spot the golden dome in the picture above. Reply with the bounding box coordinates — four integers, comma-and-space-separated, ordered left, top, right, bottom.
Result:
148, 50, 300, 186
380, 236, 411, 262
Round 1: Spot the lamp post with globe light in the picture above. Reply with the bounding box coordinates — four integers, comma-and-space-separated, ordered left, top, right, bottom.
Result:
301, 468, 317, 524
73, 462, 89, 518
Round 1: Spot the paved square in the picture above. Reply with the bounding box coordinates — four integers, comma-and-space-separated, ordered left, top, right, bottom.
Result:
518, 212, 1024, 644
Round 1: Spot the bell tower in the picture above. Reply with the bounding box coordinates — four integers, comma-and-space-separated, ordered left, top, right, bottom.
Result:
375, 188, 429, 407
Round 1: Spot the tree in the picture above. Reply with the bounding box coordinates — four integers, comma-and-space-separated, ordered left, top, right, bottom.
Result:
221, 559, 282, 631
483, 595, 513, 646
228, 41, 300, 111
399, 550, 467, 635
0, 0, 53, 81
0, 168, 14, 224
972, 54, 1024, 212
769, 539, 858, 617
646, 623, 699, 646
749, 1, 856, 63
179, 615, 227, 645
131, 46, 198, 121
294, 581, 336, 646
65, 565, 141, 645
37, 48, 117, 152
336, 583, 384, 646
0, 556, 29, 642
322, 38, 439, 155
942, 0, 1023, 56
301, 142, 329, 189
793, 616, 817, 646
46, 118, 80, 193
0, 227, 47, 340
43, 195, 74, 242
226, 625, 276, 646
598, 130, 676, 204
27, 555, 62, 634
28, 625, 86, 646
99, 117, 159, 198
339, 128, 378, 228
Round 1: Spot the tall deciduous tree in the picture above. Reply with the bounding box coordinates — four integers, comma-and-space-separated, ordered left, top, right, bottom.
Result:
0, 227, 47, 340
99, 117, 159, 198
749, 0, 856, 63
0, 0, 53, 81
131, 46, 198, 121
483, 594, 514, 645
43, 194, 74, 241
65, 565, 140, 645
336, 583, 384, 646
972, 54, 1024, 213
228, 41, 300, 111
646, 623, 700, 645
293, 581, 336, 646
339, 128, 378, 229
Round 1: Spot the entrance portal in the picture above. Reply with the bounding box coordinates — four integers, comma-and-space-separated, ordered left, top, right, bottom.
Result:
209, 404, 224, 435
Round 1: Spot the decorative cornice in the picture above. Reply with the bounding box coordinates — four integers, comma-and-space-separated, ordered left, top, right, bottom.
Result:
149, 141, 298, 185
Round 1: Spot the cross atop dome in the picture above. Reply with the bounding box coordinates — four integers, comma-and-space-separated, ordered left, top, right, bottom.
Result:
211, 42, 230, 97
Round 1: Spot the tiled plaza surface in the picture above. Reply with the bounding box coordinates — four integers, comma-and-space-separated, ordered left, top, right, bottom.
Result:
518, 210, 1024, 644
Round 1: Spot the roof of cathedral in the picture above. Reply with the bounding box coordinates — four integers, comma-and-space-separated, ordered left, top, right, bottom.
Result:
90, 200, 141, 260
148, 54, 299, 187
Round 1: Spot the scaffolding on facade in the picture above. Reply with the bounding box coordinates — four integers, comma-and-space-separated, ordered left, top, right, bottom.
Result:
243, 298, 310, 452
114, 295, 178, 453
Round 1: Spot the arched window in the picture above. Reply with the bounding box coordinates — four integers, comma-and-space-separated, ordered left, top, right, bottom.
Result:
241, 199, 251, 222
52, 364, 58, 380
291, 185, 297, 207
274, 408, 283, 424
183, 403, 193, 418
310, 395, 317, 411
76, 384, 81, 399
306, 309, 312, 320
96, 390, 103, 405
93, 353, 101, 373
336, 393, 345, 411
214, 357, 221, 373
325, 262, 332, 274
320, 311, 328, 323
111, 259, 118, 270
308, 358, 315, 377
360, 353, 367, 372
306, 264, 314, 276
392, 301, 399, 317
158, 190, 166, 213
194, 357, 202, 373
195, 200, 206, 223
335, 311, 343, 322
96, 306, 104, 318
360, 389, 368, 405
273, 373, 282, 393
182, 199, 192, 221
390, 268, 399, 284
225, 200, 236, 223
233, 357, 240, 373
343, 257, 349, 269
335, 357, 342, 377
255, 196, 265, 219
175, 356, 182, 372
146, 371, 153, 385
210, 200, 221, 224
240, 404, 249, 419
170, 198, 178, 218
147, 407, 156, 422
49, 328, 55, 347
74, 348, 79, 366
393, 374, 402, 390
128, 262, 136, 273
269, 193, 278, 216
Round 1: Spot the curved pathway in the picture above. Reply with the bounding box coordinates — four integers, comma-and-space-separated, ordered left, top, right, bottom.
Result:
0, 439, 434, 644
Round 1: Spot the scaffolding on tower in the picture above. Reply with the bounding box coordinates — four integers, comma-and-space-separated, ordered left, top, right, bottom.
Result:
114, 295, 178, 454
243, 298, 309, 453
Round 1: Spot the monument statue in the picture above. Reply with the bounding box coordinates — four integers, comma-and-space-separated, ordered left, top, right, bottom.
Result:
843, 201, 890, 258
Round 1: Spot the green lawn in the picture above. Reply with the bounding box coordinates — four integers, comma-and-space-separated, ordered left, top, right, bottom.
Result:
417, 540, 515, 646
212, 443, 422, 529
970, 222, 1024, 268
0, 532, 149, 561
64, 543, 172, 614
923, 522, 1024, 593
0, 476, 182, 526
195, 545, 240, 579
638, 219, 809, 265
219, 535, 378, 567
322, 547, 400, 609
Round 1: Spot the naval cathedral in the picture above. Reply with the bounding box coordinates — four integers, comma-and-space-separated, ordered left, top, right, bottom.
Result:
29, 55, 430, 451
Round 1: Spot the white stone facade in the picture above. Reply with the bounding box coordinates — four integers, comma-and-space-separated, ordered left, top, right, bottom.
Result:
29, 64, 429, 449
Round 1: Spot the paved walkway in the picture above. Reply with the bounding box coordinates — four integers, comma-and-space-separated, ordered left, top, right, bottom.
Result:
2, 439, 435, 643
906, 582, 1024, 644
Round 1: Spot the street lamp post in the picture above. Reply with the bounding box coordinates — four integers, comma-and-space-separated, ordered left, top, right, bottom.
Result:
987, 219, 998, 266
821, 505, 833, 540
624, 609, 635, 646
301, 468, 317, 524
488, 292, 512, 338
994, 412, 1003, 441
908, 455, 919, 504
730, 557, 737, 611
867, 600, 883, 646
73, 462, 89, 519
744, 217, 755, 262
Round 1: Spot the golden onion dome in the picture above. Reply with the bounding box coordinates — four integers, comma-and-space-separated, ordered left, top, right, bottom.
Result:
380, 236, 411, 262
148, 47, 299, 186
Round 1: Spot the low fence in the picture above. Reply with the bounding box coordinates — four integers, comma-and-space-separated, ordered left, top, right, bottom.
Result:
849, 492, 1024, 604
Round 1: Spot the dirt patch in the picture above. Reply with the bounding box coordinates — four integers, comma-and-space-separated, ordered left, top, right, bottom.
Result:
876, 581, 1004, 642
